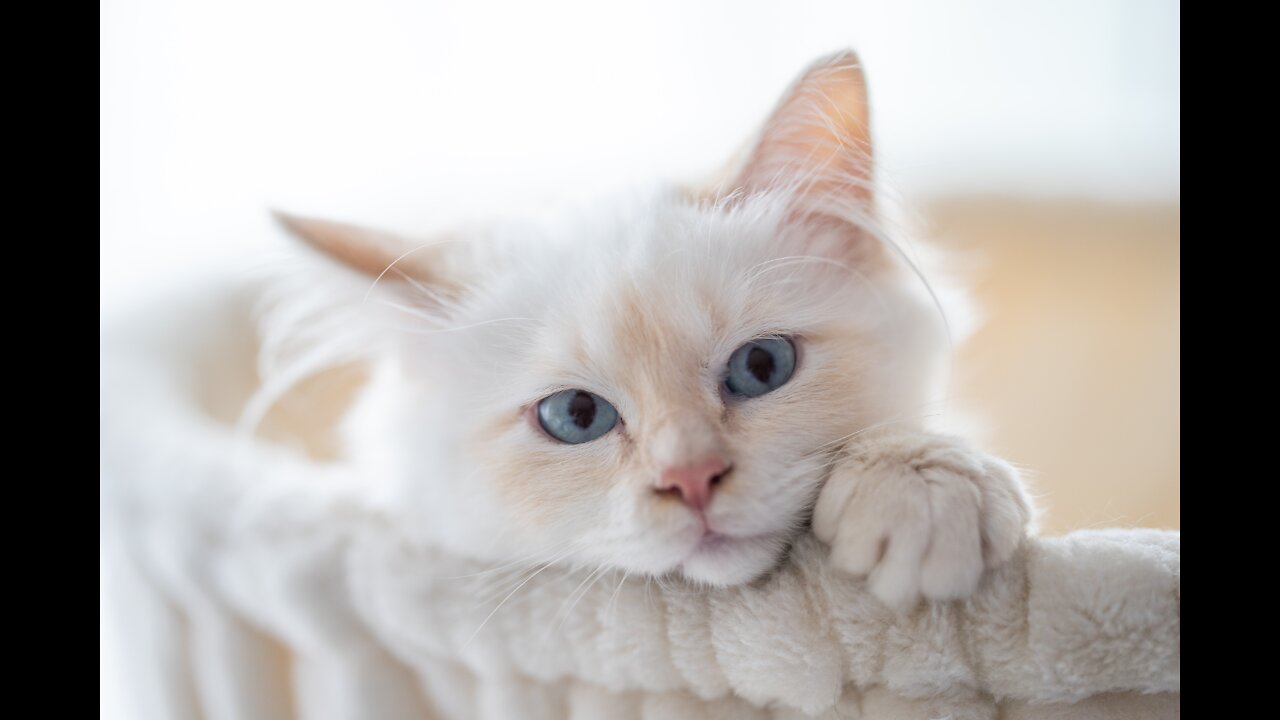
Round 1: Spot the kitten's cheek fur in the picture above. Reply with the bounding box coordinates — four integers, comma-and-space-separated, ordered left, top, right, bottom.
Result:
813, 432, 1033, 609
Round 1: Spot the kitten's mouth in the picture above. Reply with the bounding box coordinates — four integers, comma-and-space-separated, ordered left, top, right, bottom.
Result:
673, 529, 788, 586
684, 529, 771, 560
694, 531, 730, 552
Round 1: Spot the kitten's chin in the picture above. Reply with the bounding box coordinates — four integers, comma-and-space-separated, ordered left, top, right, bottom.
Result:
676, 533, 788, 587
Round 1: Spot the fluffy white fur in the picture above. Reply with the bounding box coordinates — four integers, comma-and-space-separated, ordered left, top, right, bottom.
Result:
99, 283, 1179, 717
99, 261, 1177, 720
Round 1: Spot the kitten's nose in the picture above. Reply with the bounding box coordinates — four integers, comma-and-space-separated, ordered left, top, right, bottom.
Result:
656, 456, 730, 511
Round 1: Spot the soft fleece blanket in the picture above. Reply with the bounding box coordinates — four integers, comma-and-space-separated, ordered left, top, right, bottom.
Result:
100, 281, 1180, 720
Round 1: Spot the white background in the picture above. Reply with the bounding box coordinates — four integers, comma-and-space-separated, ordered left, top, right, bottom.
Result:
101, 0, 1179, 315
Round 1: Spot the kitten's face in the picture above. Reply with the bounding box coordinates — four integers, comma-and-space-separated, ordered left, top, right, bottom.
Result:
398, 202, 941, 586
289, 51, 949, 585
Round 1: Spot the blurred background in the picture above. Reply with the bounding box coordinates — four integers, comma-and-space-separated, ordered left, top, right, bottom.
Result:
102, 0, 1178, 714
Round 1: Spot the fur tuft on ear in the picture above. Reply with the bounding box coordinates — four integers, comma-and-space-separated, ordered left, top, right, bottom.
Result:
733, 49, 875, 213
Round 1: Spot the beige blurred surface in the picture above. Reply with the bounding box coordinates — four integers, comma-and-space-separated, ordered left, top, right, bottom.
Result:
927, 198, 1180, 534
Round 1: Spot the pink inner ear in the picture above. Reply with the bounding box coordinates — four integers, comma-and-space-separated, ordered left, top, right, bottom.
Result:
274, 212, 419, 278
734, 51, 875, 212
273, 211, 465, 290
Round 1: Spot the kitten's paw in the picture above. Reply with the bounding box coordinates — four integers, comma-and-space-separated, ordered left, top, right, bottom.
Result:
813, 432, 1032, 610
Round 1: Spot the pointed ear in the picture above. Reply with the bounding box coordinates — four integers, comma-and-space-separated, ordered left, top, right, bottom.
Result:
732, 50, 874, 213
273, 211, 468, 298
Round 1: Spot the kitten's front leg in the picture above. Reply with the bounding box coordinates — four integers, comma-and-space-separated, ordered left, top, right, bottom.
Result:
813, 431, 1033, 609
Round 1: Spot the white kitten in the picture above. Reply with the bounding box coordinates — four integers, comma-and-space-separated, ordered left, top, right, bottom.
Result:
268, 50, 1032, 607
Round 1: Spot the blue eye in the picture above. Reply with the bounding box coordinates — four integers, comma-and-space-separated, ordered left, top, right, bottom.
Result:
537, 389, 619, 444
725, 337, 796, 398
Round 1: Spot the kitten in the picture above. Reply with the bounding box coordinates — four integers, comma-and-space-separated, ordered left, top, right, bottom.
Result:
271, 50, 1032, 607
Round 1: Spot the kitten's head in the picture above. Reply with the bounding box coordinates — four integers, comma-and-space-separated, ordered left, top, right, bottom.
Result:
278, 51, 950, 585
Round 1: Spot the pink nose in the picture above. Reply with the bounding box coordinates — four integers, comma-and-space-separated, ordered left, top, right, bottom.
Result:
656, 456, 730, 511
